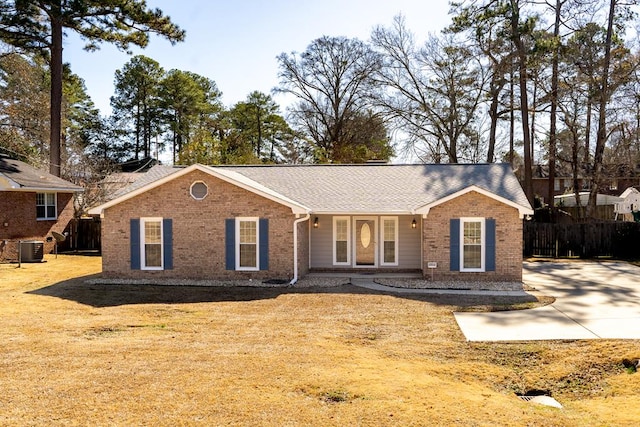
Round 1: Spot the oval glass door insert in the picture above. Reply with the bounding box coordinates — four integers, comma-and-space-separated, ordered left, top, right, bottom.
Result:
360, 223, 371, 248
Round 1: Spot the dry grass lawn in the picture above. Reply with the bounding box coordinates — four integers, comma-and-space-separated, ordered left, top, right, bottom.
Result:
1, 255, 639, 426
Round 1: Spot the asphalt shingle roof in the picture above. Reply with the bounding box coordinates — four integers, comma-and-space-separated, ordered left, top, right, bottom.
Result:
0, 155, 82, 192
103, 163, 531, 214
110, 165, 178, 199
218, 163, 531, 213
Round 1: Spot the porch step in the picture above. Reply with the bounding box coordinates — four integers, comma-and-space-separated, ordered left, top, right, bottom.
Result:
306, 271, 423, 279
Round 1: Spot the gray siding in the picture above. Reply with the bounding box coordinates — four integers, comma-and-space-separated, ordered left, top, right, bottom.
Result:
309, 215, 334, 268
397, 215, 422, 269
309, 215, 421, 269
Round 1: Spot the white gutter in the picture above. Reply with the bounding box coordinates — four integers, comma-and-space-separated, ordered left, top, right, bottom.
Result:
289, 213, 310, 286
0, 186, 82, 192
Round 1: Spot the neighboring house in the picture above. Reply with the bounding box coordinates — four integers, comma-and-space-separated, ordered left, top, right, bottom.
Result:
95, 172, 145, 202
554, 191, 623, 220
0, 155, 83, 262
88, 163, 533, 285
532, 163, 640, 205
614, 187, 640, 222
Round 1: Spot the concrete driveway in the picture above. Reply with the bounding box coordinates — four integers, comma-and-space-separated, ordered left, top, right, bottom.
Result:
454, 261, 640, 341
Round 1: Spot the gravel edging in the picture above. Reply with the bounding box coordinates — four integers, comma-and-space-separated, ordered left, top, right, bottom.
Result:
86, 277, 521, 291
374, 278, 524, 292
86, 278, 287, 287
85, 277, 350, 288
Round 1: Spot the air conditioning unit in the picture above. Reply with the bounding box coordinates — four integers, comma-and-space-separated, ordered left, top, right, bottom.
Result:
20, 240, 44, 262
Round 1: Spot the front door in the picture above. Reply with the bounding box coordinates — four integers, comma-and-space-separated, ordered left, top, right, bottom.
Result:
354, 217, 377, 267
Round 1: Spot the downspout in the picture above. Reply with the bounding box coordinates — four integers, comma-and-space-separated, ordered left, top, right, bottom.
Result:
289, 213, 311, 286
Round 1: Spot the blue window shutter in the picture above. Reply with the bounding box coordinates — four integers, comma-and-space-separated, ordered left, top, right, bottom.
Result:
259, 218, 269, 270
485, 218, 496, 272
163, 218, 173, 270
450, 219, 460, 271
225, 219, 235, 270
130, 219, 140, 270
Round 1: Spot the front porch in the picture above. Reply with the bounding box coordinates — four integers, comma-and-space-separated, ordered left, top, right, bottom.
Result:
309, 214, 422, 271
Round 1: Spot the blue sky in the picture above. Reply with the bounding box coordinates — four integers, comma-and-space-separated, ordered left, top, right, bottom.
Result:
64, 0, 451, 116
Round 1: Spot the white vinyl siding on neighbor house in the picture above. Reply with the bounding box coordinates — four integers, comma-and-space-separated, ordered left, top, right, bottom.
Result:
460, 217, 485, 272
236, 217, 259, 271
141, 217, 163, 270
36, 192, 56, 220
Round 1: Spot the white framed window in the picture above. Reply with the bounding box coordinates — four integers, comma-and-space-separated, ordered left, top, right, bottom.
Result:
236, 217, 259, 271
36, 192, 57, 220
190, 181, 209, 200
380, 216, 398, 266
333, 216, 351, 265
460, 218, 485, 272
141, 217, 163, 270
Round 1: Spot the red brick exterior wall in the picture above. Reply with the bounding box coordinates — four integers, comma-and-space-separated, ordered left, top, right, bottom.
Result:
101, 169, 299, 280
0, 191, 75, 262
423, 191, 523, 281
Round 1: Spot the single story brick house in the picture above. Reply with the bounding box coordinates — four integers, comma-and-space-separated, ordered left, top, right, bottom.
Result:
0, 155, 82, 262
89, 163, 533, 285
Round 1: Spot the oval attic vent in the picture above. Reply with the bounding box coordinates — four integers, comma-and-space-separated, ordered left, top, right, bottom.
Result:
190, 181, 208, 200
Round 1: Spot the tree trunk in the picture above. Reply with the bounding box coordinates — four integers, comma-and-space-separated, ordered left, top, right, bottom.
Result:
587, 0, 616, 219
509, 60, 515, 167
572, 125, 582, 219
49, 12, 63, 177
511, 1, 534, 204
135, 102, 141, 160
487, 90, 499, 163
584, 92, 592, 165
142, 95, 150, 158
548, 0, 561, 210
530, 80, 537, 165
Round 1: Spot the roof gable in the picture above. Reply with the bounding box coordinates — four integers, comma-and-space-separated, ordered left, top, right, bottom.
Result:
414, 185, 533, 218
88, 164, 310, 215
0, 155, 82, 192
620, 187, 640, 199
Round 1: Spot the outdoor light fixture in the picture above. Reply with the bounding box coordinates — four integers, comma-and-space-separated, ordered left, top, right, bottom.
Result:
314, 217, 319, 228
411, 218, 417, 229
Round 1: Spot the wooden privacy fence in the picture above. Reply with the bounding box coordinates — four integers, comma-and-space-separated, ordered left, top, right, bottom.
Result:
60, 218, 101, 252
523, 221, 640, 259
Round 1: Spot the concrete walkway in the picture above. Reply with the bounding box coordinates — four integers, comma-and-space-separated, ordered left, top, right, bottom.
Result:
454, 261, 640, 341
